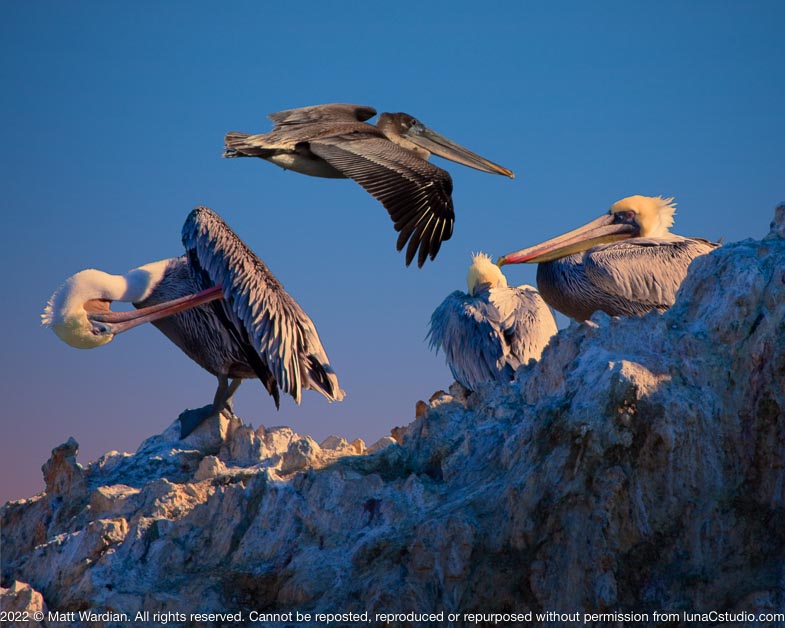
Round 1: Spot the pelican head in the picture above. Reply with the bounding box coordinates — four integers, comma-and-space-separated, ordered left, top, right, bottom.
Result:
497, 195, 677, 266
376, 112, 515, 179
42, 263, 222, 349
467, 252, 508, 295
609, 195, 676, 237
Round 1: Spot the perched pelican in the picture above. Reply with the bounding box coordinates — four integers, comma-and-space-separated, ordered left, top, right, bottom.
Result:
223, 103, 514, 267
497, 195, 720, 321
427, 252, 557, 391
42, 206, 344, 437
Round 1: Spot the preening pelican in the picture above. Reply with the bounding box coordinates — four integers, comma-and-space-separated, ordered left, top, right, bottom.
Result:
43, 206, 344, 437
497, 195, 720, 321
223, 103, 514, 267
427, 252, 557, 391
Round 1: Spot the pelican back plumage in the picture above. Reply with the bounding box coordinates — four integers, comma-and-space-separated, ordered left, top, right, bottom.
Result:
428, 253, 556, 392
536, 237, 720, 321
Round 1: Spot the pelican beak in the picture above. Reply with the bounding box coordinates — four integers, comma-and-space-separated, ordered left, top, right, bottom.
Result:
405, 123, 515, 179
497, 214, 640, 265
88, 285, 224, 335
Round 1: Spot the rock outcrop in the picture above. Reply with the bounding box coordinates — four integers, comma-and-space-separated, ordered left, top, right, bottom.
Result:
2, 206, 784, 626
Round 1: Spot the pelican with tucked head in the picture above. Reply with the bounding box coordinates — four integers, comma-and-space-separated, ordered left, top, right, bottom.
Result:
427, 252, 557, 391
497, 195, 719, 321
43, 206, 345, 437
223, 103, 514, 267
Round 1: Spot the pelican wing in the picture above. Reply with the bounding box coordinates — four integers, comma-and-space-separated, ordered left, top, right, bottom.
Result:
182, 206, 344, 404
489, 285, 557, 367
585, 237, 719, 311
225, 104, 381, 155
268, 103, 377, 126
310, 136, 455, 267
427, 290, 519, 390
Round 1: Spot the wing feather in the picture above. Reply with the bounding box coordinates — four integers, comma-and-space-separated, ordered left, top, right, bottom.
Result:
309, 137, 455, 266
489, 285, 557, 368
584, 238, 719, 311
268, 103, 377, 126
427, 287, 556, 391
225, 105, 380, 155
427, 291, 506, 390
181, 206, 344, 404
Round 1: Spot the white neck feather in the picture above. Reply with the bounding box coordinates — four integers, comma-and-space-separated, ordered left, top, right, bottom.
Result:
42, 258, 173, 331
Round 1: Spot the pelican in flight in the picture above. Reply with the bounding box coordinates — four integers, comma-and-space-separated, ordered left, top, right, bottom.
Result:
43, 206, 344, 438
497, 195, 720, 321
223, 103, 514, 267
427, 252, 557, 391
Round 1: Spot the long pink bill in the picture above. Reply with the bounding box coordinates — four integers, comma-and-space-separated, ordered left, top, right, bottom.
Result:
90, 285, 224, 334
497, 214, 639, 265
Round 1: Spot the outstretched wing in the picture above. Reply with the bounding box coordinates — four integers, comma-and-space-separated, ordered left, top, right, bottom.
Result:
310, 136, 455, 267
585, 237, 720, 312
181, 206, 344, 404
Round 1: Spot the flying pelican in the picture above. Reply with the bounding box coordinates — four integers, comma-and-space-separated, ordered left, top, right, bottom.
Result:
427, 252, 557, 391
42, 206, 344, 438
497, 195, 720, 321
223, 103, 514, 268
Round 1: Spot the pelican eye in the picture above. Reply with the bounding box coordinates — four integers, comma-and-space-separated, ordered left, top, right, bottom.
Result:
613, 210, 636, 224
90, 320, 111, 335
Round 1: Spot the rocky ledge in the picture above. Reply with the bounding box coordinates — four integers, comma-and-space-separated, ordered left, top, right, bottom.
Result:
2, 205, 784, 627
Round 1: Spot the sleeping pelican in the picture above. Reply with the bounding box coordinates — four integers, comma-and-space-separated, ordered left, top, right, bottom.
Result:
223, 103, 514, 267
497, 195, 720, 321
427, 252, 557, 391
42, 206, 344, 437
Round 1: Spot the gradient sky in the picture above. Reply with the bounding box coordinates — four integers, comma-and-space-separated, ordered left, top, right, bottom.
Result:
2, 1, 783, 504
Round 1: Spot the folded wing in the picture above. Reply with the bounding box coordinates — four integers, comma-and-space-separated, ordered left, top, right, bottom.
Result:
585, 237, 719, 312
181, 206, 344, 404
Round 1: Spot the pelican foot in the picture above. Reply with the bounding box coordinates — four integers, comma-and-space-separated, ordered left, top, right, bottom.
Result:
178, 405, 219, 439
220, 405, 239, 420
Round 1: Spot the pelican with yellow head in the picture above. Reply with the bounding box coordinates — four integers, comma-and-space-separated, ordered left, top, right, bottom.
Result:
497, 195, 719, 321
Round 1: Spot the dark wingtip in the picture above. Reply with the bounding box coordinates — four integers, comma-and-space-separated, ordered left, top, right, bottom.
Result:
398, 224, 447, 267
429, 240, 442, 262
405, 233, 420, 267
417, 241, 429, 267
396, 229, 408, 253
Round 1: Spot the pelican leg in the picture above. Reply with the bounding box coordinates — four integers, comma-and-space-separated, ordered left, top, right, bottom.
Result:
222, 378, 243, 412
211, 374, 230, 411
213, 376, 242, 414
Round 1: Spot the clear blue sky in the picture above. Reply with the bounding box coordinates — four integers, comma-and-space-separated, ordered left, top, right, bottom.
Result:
2, 1, 783, 504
